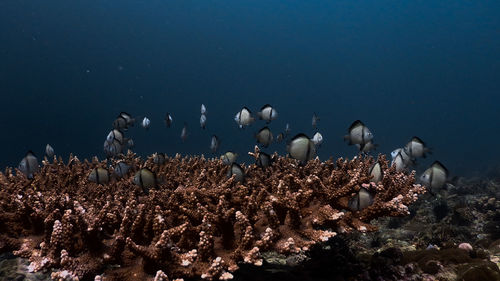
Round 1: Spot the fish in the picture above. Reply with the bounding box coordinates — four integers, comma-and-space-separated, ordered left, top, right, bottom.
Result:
45, 144, 55, 158
119, 112, 135, 127
404, 136, 432, 158
165, 113, 173, 128
356, 141, 378, 153
88, 167, 110, 184
285, 123, 291, 136
227, 163, 245, 183
420, 161, 448, 189
221, 151, 238, 165
391, 148, 402, 160
112, 116, 128, 130
369, 161, 383, 183
234, 107, 255, 128
103, 139, 123, 158
141, 117, 151, 129
107, 129, 124, 145
200, 114, 207, 129
287, 133, 316, 164
181, 123, 188, 142
256, 152, 273, 169
391, 151, 406, 172
134, 168, 157, 193
344, 120, 373, 145
153, 153, 166, 165
126, 138, 135, 149
312, 113, 320, 129
201, 104, 207, 115
114, 161, 130, 178
311, 132, 323, 147
257, 104, 278, 123
18, 151, 39, 178
348, 187, 374, 211
255, 126, 273, 147
276, 132, 285, 143
210, 135, 220, 153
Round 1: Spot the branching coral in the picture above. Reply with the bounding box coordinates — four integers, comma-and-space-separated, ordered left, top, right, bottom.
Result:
0, 151, 425, 280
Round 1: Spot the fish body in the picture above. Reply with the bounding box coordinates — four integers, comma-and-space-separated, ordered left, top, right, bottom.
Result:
257, 104, 278, 123
88, 167, 109, 184
165, 113, 173, 128
18, 151, 39, 178
234, 107, 255, 128
256, 152, 273, 169
141, 117, 151, 129
119, 112, 135, 127
201, 104, 207, 115
104, 139, 123, 158
210, 135, 220, 153
181, 123, 188, 142
221, 151, 238, 165
114, 161, 130, 178
312, 113, 319, 129
369, 161, 383, 183
287, 133, 316, 164
420, 161, 448, 189
276, 133, 284, 143
344, 120, 373, 145
45, 144, 55, 158
311, 132, 323, 147
348, 188, 374, 211
404, 136, 431, 158
153, 153, 166, 165
255, 127, 273, 147
356, 141, 378, 153
227, 163, 245, 183
134, 168, 156, 193
284, 123, 291, 136
200, 114, 207, 129
391, 151, 406, 172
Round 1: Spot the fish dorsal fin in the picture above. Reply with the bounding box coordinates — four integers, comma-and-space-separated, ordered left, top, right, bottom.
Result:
291, 133, 310, 141
348, 120, 364, 131
411, 136, 425, 145
260, 104, 272, 110
432, 161, 448, 175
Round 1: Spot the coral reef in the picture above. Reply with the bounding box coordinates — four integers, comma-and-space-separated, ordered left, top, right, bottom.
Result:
0, 151, 424, 280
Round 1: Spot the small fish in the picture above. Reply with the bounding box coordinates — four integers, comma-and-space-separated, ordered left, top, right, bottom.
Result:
221, 151, 238, 165
134, 168, 157, 193
153, 153, 166, 165
420, 161, 448, 189
356, 141, 378, 153
234, 107, 255, 128
404, 136, 432, 158
119, 112, 135, 127
255, 127, 273, 147
45, 144, 55, 158
287, 133, 316, 164
181, 123, 188, 142
348, 187, 374, 211
210, 135, 220, 153
257, 104, 278, 123
114, 161, 130, 178
201, 104, 207, 115
312, 113, 320, 129
227, 163, 245, 183
285, 123, 291, 136
141, 117, 151, 129
256, 152, 273, 169
18, 151, 39, 178
126, 138, 135, 149
391, 151, 406, 172
88, 167, 110, 184
391, 148, 402, 160
369, 161, 383, 183
165, 113, 173, 128
200, 114, 207, 129
103, 139, 123, 158
112, 116, 128, 130
311, 132, 323, 147
107, 129, 124, 145
276, 133, 285, 143
344, 120, 373, 145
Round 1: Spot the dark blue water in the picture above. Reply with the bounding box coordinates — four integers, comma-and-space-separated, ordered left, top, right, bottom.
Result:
1, 0, 498, 176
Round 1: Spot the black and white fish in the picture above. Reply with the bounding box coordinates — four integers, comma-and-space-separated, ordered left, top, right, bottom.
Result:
114, 161, 130, 178
45, 144, 55, 158
234, 107, 255, 128
221, 151, 238, 165
276, 132, 285, 143
200, 114, 207, 129
165, 113, 173, 128
134, 168, 157, 193
287, 133, 316, 164
391, 151, 406, 172
141, 117, 151, 129
257, 104, 278, 123
119, 112, 135, 127
312, 113, 320, 129
255, 126, 273, 147
311, 132, 323, 147
369, 161, 383, 183
107, 129, 124, 145
88, 167, 109, 184
113, 112, 135, 130
227, 163, 245, 183
404, 136, 432, 159
103, 139, 123, 158
348, 187, 374, 211
356, 141, 378, 153
344, 120, 373, 145
210, 135, 220, 153
256, 152, 273, 169
201, 104, 207, 115
153, 153, 166, 165
420, 161, 448, 189
18, 151, 39, 179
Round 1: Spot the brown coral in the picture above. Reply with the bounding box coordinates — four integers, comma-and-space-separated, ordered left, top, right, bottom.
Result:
0, 151, 425, 280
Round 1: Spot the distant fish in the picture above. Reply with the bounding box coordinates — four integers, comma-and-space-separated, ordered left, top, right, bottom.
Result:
18, 151, 39, 179
141, 117, 151, 129
420, 161, 448, 189
312, 113, 320, 129
134, 168, 157, 193
227, 163, 245, 183
210, 135, 220, 153
344, 120, 373, 145
257, 104, 278, 123
165, 113, 173, 128
114, 161, 130, 178
153, 152, 166, 165
200, 114, 207, 129
276, 132, 285, 143
256, 152, 273, 169
369, 161, 383, 183
348, 187, 374, 211
88, 167, 110, 184
45, 144, 55, 158
255, 126, 273, 147
113, 112, 135, 130
126, 138, 135, 149
221, 151, 238, 165
181, 123, 188, 142
311, 132, 323, 147
234, 107, 255, 128
201, 104, 207, 115
287, 133, 316, 164
103, 139, 122, 158
404, 136, 431, 159
107, 129, 124, 145
356, 141, 378, 153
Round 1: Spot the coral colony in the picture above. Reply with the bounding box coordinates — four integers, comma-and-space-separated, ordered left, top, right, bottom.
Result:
0, 147, 425, 280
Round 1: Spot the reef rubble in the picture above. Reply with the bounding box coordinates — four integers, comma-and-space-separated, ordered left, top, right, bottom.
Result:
0, 151, 424, 280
